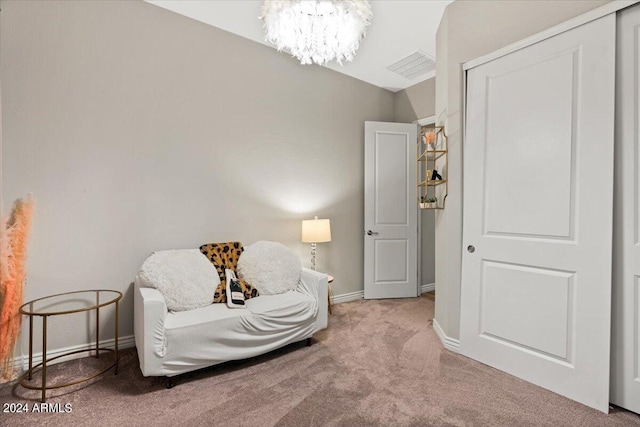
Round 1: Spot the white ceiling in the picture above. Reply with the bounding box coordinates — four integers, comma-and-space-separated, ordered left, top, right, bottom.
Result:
146, 0, 452, 92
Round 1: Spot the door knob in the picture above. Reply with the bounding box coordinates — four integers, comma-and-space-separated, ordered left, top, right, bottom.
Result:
366, 230, 379, 236
467, 245, 475, 253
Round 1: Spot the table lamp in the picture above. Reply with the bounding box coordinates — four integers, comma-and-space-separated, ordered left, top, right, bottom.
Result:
301, 216, 331, 271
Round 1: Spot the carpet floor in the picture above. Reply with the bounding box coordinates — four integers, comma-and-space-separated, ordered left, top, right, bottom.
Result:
1, 293, 639, 427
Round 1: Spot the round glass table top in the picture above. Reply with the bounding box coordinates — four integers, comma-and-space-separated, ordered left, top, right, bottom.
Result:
19, 290, 122, 316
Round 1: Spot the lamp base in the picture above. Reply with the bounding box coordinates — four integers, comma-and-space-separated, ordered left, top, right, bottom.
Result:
310, 243, 317, 271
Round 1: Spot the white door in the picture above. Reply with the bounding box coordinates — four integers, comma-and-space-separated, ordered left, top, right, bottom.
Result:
364, 121, 418, 299
611, 5, 640, 414
460, 14, 615, 413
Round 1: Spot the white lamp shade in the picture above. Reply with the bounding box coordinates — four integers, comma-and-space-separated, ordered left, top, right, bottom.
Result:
301, 218, 331, 243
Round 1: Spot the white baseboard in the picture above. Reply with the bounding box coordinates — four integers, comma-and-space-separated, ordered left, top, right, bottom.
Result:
331, 283, 434, 305
331, 290, 364, 305
11, 335, 136, 371
432, 319, 460, 353
421, 282, 435, 293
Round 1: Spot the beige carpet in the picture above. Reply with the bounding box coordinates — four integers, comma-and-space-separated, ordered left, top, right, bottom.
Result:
1, 293, 639, 427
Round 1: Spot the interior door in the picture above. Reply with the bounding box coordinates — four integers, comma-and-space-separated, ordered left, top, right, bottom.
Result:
611, 4, 640, 414
364, 121, 418, 299
460, 14, 615, 413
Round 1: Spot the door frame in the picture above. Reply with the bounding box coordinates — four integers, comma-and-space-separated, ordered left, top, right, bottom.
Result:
610, 4, 640, 413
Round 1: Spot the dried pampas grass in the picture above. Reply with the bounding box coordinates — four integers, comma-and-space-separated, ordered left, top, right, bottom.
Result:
0, 195, 35, 380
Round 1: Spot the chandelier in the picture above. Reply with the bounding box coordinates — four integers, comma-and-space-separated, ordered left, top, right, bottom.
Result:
260, 0, 373, 66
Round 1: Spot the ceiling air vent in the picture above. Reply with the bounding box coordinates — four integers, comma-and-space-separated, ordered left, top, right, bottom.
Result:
386, 51, 436, 80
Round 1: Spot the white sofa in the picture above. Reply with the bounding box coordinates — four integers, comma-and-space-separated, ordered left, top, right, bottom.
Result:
134, 268, 328, 382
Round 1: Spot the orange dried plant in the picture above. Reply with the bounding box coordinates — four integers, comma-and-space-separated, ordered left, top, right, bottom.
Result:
0, 195, 34, 379
424, 130, 436, 144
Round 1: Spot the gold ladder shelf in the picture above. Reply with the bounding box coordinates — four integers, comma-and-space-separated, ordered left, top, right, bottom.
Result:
417, 125, 448, 210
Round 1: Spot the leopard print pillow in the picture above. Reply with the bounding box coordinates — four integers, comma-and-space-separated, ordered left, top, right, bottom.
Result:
199, 242, 259, 303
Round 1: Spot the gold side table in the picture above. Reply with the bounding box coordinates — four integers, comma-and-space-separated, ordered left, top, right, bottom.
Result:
18, 289, 122, 402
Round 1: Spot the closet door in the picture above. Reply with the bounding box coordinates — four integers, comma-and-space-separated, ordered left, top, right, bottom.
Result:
611, 4, 640, 414
461, 14, 615, 413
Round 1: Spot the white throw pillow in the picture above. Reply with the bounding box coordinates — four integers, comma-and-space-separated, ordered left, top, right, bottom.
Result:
237, 241, 301, 295
137, 249, 219, 312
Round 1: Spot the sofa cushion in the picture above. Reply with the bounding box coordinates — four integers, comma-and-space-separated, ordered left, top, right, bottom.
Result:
159, 290, 317, 374
137, 249, 218, 312
237, 241, 302, 295
164, 291, 314, 330
245, 290, 315, 316
164, 300, 246, 331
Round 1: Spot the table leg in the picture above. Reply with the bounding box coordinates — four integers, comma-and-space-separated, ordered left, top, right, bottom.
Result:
328, 285, 333, 315
28, 314, 33, 381
96, 292, 100, 359
115, 300, 119, 375
41, 315, 47, 403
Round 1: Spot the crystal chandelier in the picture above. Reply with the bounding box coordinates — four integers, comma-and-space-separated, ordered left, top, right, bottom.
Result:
260, 0, 373, 66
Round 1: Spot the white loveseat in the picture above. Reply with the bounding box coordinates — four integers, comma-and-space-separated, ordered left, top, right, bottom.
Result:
134, 268, 328, 381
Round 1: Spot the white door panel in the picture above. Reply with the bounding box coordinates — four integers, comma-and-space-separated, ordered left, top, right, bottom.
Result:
480, 261, 573, 360
364, 122, 418, 299
461, 14, 615, 413
483, 50, 576, 239
611, 4, 640, 414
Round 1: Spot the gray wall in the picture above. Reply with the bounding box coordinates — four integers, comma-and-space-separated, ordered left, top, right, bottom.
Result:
0, 0, 395, 352
434, 0, 612, 340
393, 78, 436, 287
394, 78, 436, 124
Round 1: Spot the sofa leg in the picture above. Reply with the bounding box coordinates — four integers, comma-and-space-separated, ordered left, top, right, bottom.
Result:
306, 338, 312, 347
166, 377, 176, 389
